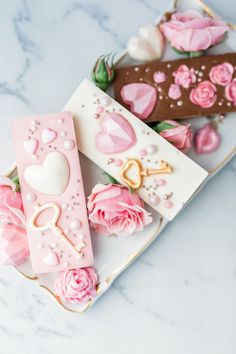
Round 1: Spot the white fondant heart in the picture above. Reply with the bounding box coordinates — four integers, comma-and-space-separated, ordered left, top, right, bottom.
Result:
42, 128, 57, 144
127, 24, 164, 61
43, 251, 59, 266
23, 138, 38, 154
24, 152, 69, 195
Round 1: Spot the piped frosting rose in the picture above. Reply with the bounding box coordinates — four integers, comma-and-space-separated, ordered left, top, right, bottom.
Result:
168, 84, 181, 100
225, 78, 236, 105
160, 10, 229, 54
190, 81, 217, 108
173, 65, 196, 88
54, 267, 98, 304
87, 183, 152, 237
209, 62, 234, 86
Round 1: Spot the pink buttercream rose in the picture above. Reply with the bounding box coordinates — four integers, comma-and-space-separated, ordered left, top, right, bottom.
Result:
157, 120, 192, 152
0, 224, 29, 266
190, 80, 217, 108
168, 84, 181, 100
0, 176, 25, 226
153, 71, 166, 84
173, 64, 196, 88
209, 62, 234, 86
54, 268, 98, 304
160, 10, 229, 52
225, 78, 236, 105
87, 183, 152, 237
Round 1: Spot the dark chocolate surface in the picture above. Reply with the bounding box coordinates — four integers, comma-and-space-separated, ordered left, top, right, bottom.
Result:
114, 53, 236, 122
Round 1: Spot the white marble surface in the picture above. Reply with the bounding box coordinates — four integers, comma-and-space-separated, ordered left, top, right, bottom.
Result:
0, 1, 235, 353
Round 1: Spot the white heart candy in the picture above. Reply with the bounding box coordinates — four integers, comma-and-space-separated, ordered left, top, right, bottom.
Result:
23, 138, 38, 154
24, 152, 69, 195
127, 24, 164, 61
43, 251, 59, 266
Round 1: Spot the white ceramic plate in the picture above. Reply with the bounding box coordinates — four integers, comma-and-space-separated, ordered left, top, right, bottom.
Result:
8, 0, 236, 312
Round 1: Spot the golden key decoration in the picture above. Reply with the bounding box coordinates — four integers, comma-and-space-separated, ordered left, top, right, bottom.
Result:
120, 159, 173, 190
29, 202, 85, 257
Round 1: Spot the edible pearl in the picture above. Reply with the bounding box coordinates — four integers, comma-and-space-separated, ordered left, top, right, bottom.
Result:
62, 203, 67, 209
147, 144, 158, 155
60, 131, 66, 137
78, 233, 85, 240
149, 195, 160, 206
139, 148, 147, 157
32, 154, 38, 160
114, 159, 123, 167
96, 106, 104, 114
37, 242, 43, 249
67, 206, 73, 212
26, 192, 36, 203
51, 242, 57, 249
177, 100, 183, 106
165, 201, 173, 209
70, 219, 82, 230
64, 139, 75, 150
157, 179, 166, 187
100, 96, 111, 107
31, 120, 37, 126
57, 118, 63, 124
64, 228, 70, 234
63, 262, 69, 267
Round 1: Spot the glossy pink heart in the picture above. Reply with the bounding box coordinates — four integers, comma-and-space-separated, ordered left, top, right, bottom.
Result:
120, 83, 157, 120
96, 113, 137, 154
42, 128, 57, 144
194, 123, 221, 154
22, 138, 38, 154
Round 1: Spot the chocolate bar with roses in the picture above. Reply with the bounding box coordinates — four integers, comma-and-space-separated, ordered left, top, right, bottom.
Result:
113, 52, 236, 122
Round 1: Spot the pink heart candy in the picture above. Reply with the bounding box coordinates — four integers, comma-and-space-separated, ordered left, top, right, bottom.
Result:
22, 138, 38, 154
96, 113, 137, 154
42, 128, 57, 144
194, 123, 221, 154
120, 83, 157, 120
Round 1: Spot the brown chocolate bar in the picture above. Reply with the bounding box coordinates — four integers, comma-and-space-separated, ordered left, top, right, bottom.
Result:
114, 53, 236, 122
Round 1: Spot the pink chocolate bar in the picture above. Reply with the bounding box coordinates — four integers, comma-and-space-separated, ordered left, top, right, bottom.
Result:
12, 112, 93, 274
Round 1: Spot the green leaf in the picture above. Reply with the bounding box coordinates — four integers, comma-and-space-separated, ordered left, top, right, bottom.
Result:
189, 51, 204, 58
11, 175, 20, 192
128, 186, 135, 194
171, 46, 188, 55
103, 172, 119, 185
152, 121, 174, 133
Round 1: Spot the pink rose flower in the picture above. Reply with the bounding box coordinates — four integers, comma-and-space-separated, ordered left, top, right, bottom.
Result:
194, 123, 221, 154
168, 84, 181, 100
54, 267, 98, 304
158, 120, 192, 152
0, 176, 25, 226
87, 184, 152, 237
225, 78, 236, 105
153, 71, 166, 84
0, 224, 29, 266
190, 81, 217, 108
160, 10, 229, 52
173, 64, 196, 88
209, 62, 234, 86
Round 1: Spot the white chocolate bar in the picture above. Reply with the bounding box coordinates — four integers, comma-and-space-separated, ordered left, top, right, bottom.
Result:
63, 79, 208, 221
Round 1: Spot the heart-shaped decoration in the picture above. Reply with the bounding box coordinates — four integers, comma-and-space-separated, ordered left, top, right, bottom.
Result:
96, 113, 136, 154
43, 251, 59, 266
194, 123, 221, 154
121, 83, 157, 120
120, 159, 143, 190
127, 24, 164, 61
24, 151, 69, 195
42, 128, 57, 144
23, 138, 38, 154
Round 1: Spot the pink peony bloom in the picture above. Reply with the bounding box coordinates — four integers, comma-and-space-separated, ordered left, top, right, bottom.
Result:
168, 84, 182, 100
87, 183, 152, 237
153, 71, 166, 84
54, 267, 98, 304
190, 80, 217, 108
194, 123, 221, 154
225, 78, 236, 105
0, 176, 25, 226
160, 10, 229, 52
158, 120, 192, 153
173, 64, 196, 88
209, 62, 234, 86
0, 224, 29, 266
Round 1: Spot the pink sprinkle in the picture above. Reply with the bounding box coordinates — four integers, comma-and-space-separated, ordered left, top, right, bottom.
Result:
115, 159, 123, 167
96, 106, 104, 114
157, 179, 166, 186
165, 201, 173, 209
139, 148, 147, 157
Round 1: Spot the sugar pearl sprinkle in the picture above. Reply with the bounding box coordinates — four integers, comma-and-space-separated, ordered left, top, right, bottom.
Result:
165, 201, 173, 209
60, 131, 66, 137
139, 148, 147, 157
146, 144, 158, 155
57, 118, 64, 124
26, 192, 36, 203
149, 195, 160, 206
100, 96, 111, 107
63, 139, 75, 150
70, 219, 82, 230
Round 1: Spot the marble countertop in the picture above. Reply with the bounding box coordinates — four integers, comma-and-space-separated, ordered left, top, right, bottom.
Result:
0, 1, 235, 353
